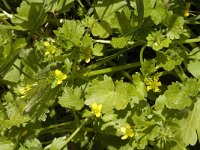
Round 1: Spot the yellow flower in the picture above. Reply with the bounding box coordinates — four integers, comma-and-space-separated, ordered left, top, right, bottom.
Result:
19, 85, 31, 98
184, 10, 189, 17
43, 41, 56, 56
43, 41, 50, 47
54, 69, 67, 84
145, 76, 161, 92
91, 102, 102, 117
120, 123, 134, 140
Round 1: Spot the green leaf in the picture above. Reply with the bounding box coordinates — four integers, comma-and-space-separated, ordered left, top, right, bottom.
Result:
110, 37, 129, 48
111, 8, 135, 35
3, 59, 21, 83
147, 31, 171, 51
150, 0, 167, 25
189, 47, 200, 60
163, 11, 185, 40
0, 140, 14, 150
45, 0, 74, 13
91, 21, 111, 38
156, 48, 184, 71
176, 97, 200, 146
155, 79, 200, 111
92, 43, 104, 56
187, 60, 200, 78
11, 1, 47, 30
58, 86, 84, 110
94, 0, 127, 24
49, 137, 68, 150
131, 73, 147, 103
140, 59, 156, 75
54, 20, 85, 50
136, 0, 144, 27
19, 138, 43, 150
85, 75, 133, 112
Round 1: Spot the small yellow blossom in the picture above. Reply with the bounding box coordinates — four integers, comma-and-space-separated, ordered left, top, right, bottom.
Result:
43, 41, 50, 47
184, 10, 189, 17
91, 102, 102, 117
120, 123, 134, 140
43, 41, 56, 56
54, 69, 67, 84
19, 85, 31, 98
145, 76, 162, 92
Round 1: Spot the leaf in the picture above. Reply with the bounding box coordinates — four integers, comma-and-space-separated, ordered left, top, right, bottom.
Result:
189, 47, 200, 60
11, 1, 47, 30
85, 76, 133, 112
163, 11, 185, 40
140, 59, 156, 75
0, 140, 14, 150
58, 86, 84, 110
110, 37, 129, 48
176, 97, 200, 146
156, 48, 184, 71
150, 0, 167, 25
155, 79, 200, 111
94, 0, 127, 24
54, 20, 85, 50
91, 21, 111, 38
49, 137, 68, 150
111, 8, 135, 35
146, 30, 171, 51
131, 73, 147, 103
187, 60, 200, 78
45, 0, 74, 13
3, 59, 21, 83
19, 138, 43, 150
136, 0, 144, 27
92, 43, 103, 56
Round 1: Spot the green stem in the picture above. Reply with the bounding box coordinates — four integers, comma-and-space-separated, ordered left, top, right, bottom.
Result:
2, 0, 11, 12
174, 66, 187, 82
108, 61, 133, 82
72, 110, 80, 125
139, 45, 146, 65
13, 64, 35, 80
180, 37, 200, 44
77, 0, 85, 8
83, 62, 140, 77
94, 39, 135, 45
81, 48, 129, 72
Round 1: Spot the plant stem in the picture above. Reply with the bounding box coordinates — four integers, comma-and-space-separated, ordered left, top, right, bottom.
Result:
2, 0, 11, 11
72, 109, 80, 125
174, 66, 187, 82
77, 0, 85, 8
82, 48, 129, 72
83, 62, 140, 77
108, 61, 133, 82
180, 37, 200, 44
139, 45, 146, 65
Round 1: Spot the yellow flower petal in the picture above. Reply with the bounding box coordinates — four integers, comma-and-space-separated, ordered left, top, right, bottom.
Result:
145, 77, 162, 92
91, 103, 102, 117
120, 123, 134, 140
54, 69, 67, 84
44, 41, 50, 47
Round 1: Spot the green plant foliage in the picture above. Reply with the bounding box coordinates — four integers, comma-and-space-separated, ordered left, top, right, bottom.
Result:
11, 1, 47, 30
1, 0, 200, 149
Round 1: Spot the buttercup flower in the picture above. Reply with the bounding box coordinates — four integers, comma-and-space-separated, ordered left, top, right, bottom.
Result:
19, 85, 31, 98
54, 69, 67, 84
43, 41, 56, 56
120, 123, 134, 140
91, 102, 102, 117
145, 76, 161, 92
